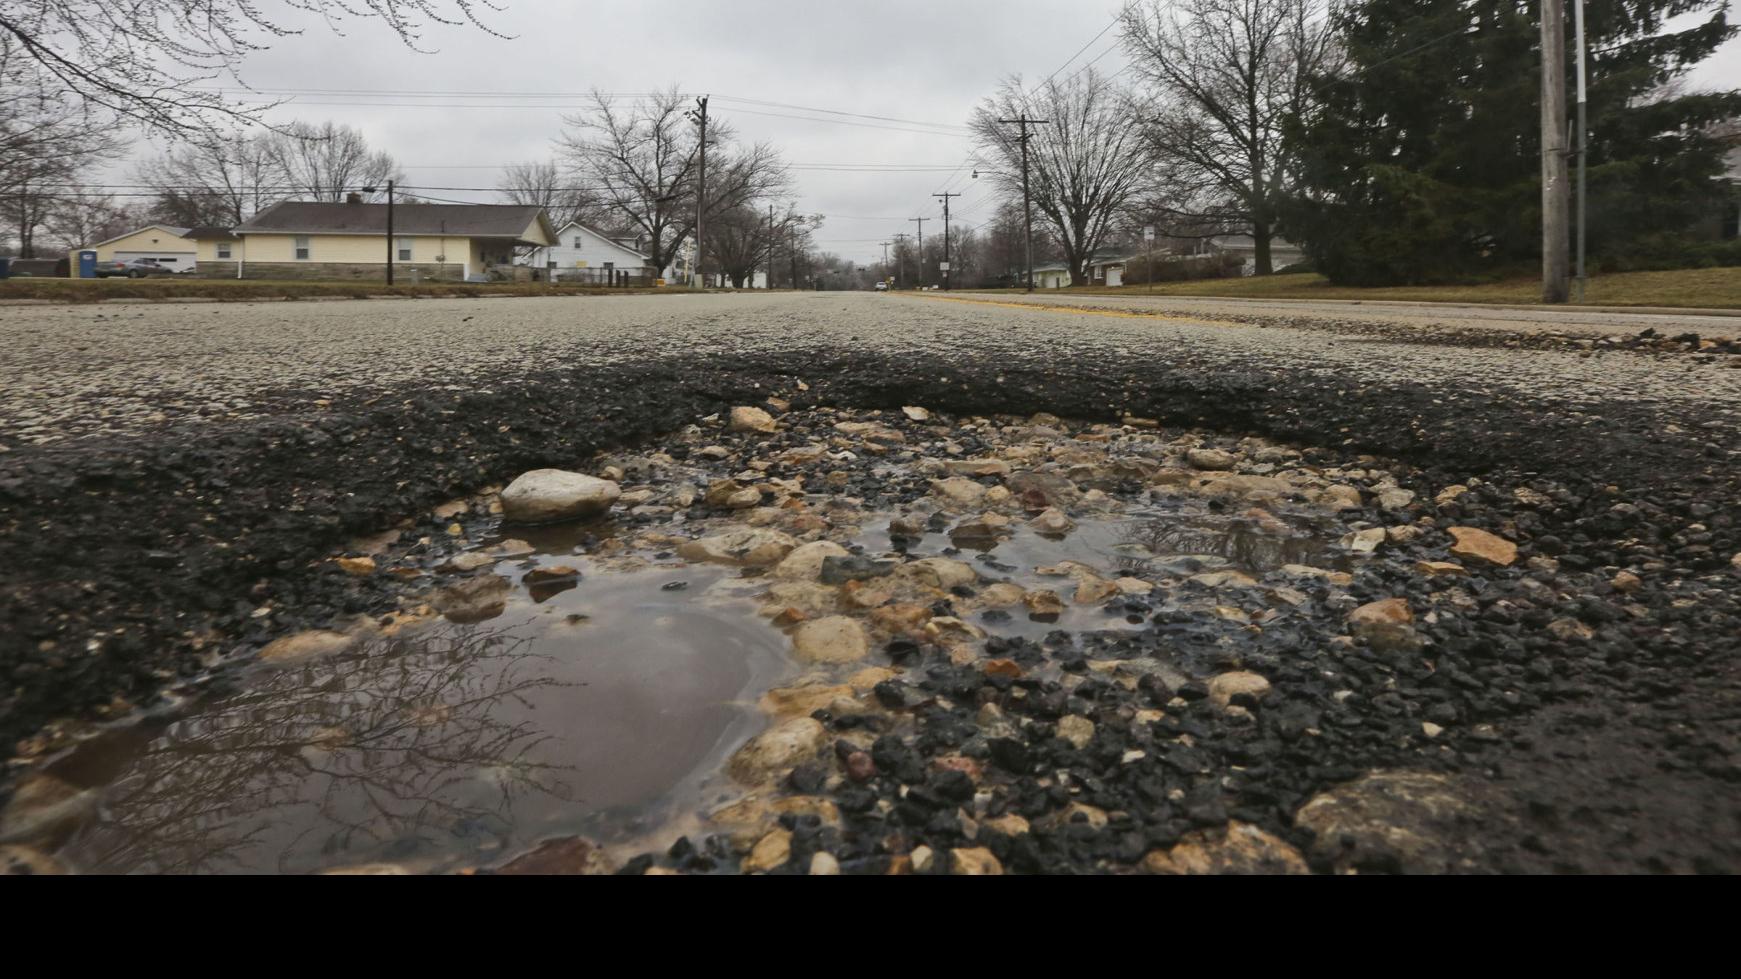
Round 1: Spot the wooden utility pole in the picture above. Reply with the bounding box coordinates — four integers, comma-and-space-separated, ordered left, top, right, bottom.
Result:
690, 95, 709, 289
933, 191, 960, 290
1573, 0, 1589, 302
1540, 0, 1569, 303
998, 115, 1048, 292
909, 216, 927, 288
385, 179, 395, 285
767, 203, 776, 289
892, 232, 911, 289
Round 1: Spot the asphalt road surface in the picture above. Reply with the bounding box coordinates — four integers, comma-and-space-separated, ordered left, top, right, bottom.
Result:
2, 291, 1737, 447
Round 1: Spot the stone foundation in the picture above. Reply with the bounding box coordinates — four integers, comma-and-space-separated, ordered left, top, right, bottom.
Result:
194, 261, 466, 281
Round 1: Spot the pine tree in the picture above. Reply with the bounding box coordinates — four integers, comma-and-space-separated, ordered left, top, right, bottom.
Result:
1283, 0, 1741, 285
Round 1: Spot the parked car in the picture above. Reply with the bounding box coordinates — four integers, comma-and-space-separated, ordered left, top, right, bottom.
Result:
874, 280, 888, 291
95, 258, 175, 278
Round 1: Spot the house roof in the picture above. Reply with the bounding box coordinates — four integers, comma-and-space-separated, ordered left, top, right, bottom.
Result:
236, 201, 555, 243
184, 226, 239, 241
89, 224, 190, 248
549, 219, 651, 260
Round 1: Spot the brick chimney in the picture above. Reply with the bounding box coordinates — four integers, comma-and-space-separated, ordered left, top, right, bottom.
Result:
345, 192, 363, 204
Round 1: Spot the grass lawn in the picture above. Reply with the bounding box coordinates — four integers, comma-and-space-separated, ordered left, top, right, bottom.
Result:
0, 277, 693, 304
995, 267, 1741, 310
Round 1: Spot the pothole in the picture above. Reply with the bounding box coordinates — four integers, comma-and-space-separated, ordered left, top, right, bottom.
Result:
10, 404, 1494, 875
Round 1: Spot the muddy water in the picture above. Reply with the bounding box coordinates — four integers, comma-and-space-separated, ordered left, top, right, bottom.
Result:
38, 497, 1334, 874
46, 557, 789, 874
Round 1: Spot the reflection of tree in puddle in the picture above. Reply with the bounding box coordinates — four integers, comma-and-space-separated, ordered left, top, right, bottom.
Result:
1113, 513, 1319, 574
63, 624, 576, 874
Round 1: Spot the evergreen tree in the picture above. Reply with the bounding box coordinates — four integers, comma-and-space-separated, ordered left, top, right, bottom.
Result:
1283, 0, 1740, 285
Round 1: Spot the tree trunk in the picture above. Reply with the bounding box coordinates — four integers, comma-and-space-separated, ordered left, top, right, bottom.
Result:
1252, 222, 1273, 276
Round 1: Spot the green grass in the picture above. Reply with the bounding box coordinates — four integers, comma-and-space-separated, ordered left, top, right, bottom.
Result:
992, 268, 1741, 310
0, 277, 690, 303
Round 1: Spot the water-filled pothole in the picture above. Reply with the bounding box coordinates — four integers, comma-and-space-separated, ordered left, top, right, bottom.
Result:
19, 406, 1391, 874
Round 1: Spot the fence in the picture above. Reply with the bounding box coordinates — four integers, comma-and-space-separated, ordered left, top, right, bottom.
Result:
492, 265, 658, 287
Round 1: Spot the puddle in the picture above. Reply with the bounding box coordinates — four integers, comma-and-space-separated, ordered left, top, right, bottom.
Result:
42, 559, 789, 874
25, 414, 1358, 874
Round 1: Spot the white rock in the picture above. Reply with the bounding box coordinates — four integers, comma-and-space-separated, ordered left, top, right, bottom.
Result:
1057, 715, 1095, 749
727, 717, 827, 783
258, 629, 351, 664
1186, 447, 1237, 471
930, 476, 988, 507
1341, 527, 1386, 553
677, 527, 798, 566
729, 406, 778, 433
1028, 507, 1076, 535
500, 469, 620, 523
1208, 671, 1272, 710
901, 406, 931, 422
791, 615, 870, 663
772, 540, 851, 580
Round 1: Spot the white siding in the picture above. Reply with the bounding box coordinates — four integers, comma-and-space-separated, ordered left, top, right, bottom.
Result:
527, 223, 651, 272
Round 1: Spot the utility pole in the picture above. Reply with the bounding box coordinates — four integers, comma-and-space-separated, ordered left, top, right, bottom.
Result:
932, 191, 960, 290
1540, 0, 1569, 303
892, 232, 911, 289
689, 95, 709, 289
999, 115, 1049, 292
1573, 0, 1589, 302
365, 180, 396, 284
909, 216, 927, 288
789, 214, 799, 289
386, 179, 394, 286
768, 203, 777, 289
879, 240, 891, 284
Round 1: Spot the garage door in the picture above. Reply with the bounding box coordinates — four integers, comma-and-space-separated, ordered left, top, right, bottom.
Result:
113, 249, 196, 269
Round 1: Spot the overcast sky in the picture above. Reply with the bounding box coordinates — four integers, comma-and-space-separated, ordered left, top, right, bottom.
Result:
129, 1, 1740, 265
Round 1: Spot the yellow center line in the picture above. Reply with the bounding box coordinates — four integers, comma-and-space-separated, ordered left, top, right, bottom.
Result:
896, 291, 1248, 329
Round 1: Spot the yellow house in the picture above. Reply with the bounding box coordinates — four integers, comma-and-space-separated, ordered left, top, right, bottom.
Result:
72, 224, 239, 275
212, 200, 557, 281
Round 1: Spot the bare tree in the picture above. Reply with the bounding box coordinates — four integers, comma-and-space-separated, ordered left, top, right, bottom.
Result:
558, 89, 703, 276
43, 189, 143, 249
496, 160, 603, 230
0, 1, 505, 139
558, 88, 789, 276
1120, 0, 1342, 274
708, 203, 773, 287
260, 120, 401, 202
136, 132, 279, 227
971, 68, 1150, 286
0, 44, 125, 254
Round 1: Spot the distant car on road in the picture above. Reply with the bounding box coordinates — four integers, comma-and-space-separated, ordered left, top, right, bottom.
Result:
95, 258, 175, 279
874, 281, 888, 291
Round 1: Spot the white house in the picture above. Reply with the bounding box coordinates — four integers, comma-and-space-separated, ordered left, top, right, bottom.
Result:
1031, 262, 1071, 289
1203, 234, 1305, 275
526, 221, 657, 280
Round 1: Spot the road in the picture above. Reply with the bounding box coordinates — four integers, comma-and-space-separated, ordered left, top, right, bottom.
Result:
947, 289, 1741, 336
2, 291, 1737, 447
3, 290, 1738, 875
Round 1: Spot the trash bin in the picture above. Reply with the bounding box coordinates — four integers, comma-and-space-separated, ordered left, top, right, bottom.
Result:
0, 257, 10, 279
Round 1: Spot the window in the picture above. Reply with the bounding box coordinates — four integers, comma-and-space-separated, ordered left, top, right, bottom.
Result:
294, 236, 310, 260
216, 242, 232, 259
396, 238, 412, 261
572, 236, 582, 249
